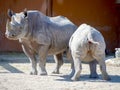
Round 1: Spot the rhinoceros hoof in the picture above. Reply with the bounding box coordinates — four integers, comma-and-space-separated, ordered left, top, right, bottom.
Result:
103, 75, 111, 81
71, 77, 79, 81
38, 71, 47, 75
52, 70, 59, 74
89, 74, 99, 79
30, 71, 37, 75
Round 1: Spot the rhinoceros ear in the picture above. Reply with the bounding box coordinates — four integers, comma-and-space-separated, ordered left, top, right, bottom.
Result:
7, 9, 14, 17
23, 8, 27, 18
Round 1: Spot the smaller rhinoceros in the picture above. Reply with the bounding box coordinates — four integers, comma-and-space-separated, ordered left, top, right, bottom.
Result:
69, 24, 111, 81
5, 9, 77, 75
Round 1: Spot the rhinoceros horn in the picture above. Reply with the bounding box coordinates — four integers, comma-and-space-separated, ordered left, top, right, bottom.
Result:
6, 19, 11, 30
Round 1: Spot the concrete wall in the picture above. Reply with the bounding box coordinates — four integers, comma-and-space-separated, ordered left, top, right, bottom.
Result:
0, 0, 119, 53
52, 0, 119, 53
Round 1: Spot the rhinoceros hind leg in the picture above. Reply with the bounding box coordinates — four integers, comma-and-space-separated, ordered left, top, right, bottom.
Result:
71, 57, 82, 81
96, 54, 111, 80
52, 53, 63, 74
89, 60, 99, 78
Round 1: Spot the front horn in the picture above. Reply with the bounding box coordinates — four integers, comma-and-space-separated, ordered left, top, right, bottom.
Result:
6, 19, 10, 29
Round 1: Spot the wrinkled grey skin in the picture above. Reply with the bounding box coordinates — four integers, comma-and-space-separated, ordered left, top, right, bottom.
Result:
69, 24, 111, 81
5, 9, 77, 75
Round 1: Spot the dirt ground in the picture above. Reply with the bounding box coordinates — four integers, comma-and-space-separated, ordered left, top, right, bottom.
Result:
0, 53, 120, 90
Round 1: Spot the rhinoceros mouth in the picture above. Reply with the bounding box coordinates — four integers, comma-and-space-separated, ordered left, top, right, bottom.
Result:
7, 37, 18, 40
6, 35, 19, 40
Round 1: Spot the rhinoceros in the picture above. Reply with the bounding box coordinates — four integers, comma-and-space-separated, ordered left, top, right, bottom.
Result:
69, 24, 111, 81
5, 9, 77, 75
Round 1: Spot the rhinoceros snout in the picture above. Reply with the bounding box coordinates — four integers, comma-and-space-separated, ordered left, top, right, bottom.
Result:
5, 32, 8, 38
5, 33, 13, 38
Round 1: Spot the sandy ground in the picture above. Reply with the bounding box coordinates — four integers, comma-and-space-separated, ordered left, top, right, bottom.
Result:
0, 53, 120, 90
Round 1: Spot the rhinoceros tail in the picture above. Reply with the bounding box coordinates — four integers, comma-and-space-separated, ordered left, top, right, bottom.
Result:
87, 38, 99, 45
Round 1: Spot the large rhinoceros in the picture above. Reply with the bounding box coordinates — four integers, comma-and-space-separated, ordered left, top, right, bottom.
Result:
69, 24, 111, 81
5, 9, 77, 75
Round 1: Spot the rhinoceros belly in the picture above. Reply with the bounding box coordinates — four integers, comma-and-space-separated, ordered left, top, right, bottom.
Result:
48, 47, 66, 55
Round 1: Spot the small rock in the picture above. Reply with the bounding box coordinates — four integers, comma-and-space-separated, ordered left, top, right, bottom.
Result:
105, 58, 120, 66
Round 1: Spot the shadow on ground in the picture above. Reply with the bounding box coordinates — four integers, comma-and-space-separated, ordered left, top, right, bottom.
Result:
55, 74, 120, 83
0, 63, 24, 73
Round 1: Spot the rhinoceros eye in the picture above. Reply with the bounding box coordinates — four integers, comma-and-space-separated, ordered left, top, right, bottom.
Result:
19, 26, 23, 29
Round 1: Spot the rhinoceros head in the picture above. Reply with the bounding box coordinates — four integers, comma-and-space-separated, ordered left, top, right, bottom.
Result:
5, 9, 28, 40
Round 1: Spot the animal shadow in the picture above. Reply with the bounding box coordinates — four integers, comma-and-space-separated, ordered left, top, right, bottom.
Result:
55, 74, 120, 83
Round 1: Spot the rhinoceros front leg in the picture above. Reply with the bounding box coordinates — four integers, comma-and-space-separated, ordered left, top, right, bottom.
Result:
89, 60, 99, 78
21, 44, 37, 75
52, 53, 63, 74
38, 45, 48, 75
28, 56, 37, 75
